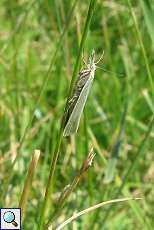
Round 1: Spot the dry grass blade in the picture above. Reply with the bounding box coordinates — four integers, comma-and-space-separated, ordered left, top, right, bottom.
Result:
19, 149, 40, 218
47, 149, 96, 226
52, 197, 142, 230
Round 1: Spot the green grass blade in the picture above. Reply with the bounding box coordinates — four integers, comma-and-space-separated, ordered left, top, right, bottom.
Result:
127, 0, 154, 99
102, 116, 154, 226
140, 0, 154, 45
104, 101, 128, 183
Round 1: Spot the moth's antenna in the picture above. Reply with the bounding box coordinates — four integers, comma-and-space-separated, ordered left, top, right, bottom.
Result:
96, 50, 104, 64
96, 65, 125, 78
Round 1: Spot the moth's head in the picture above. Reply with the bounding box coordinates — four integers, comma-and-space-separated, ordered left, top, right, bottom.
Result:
88, 50, 96, 70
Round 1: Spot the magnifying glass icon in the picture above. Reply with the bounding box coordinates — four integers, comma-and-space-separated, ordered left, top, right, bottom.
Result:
3, 211, 18, 227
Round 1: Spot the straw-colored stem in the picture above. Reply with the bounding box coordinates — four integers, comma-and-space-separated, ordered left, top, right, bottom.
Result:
19, 149, 40, 218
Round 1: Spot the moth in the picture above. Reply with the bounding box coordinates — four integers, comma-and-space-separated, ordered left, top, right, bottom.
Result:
63, 50, 104, 137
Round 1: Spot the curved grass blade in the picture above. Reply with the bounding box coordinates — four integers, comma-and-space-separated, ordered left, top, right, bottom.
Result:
54, 198, 142, 230
104, 101, 128, 183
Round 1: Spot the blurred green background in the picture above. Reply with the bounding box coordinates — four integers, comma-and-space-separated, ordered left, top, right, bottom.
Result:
0, 0, 154, 229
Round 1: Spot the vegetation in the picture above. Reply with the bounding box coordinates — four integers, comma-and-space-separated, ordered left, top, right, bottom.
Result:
0, 0, 154, 229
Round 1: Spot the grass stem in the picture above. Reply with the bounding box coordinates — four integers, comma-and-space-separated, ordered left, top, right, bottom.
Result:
37, 1, 98, 229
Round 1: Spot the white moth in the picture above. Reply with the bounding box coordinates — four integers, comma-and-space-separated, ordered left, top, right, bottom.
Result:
63, 50, 104, 137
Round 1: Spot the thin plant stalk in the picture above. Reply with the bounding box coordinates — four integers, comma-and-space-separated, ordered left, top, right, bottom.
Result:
37, 1, 98, 229
19, 150, 40, 218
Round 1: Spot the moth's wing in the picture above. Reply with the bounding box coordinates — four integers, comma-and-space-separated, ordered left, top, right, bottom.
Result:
63, 76, 94, 136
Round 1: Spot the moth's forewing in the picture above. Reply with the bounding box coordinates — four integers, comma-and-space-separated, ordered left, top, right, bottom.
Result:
63, 73, 94, 136
67, 69, 91, 116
